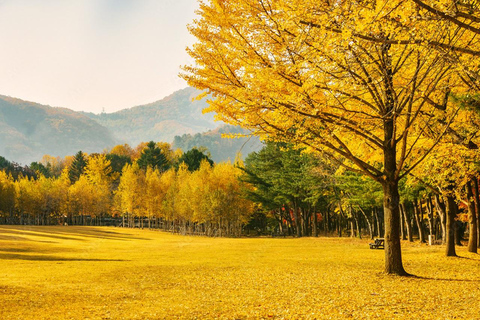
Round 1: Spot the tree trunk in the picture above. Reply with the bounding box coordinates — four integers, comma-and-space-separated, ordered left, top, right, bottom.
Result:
455, 220, 463, 246
375, 208, 382, 238
349, 219, 355, 237
293, 206, 301, 237
358, 206, 373, 240
413, 199, 425, 243
445, 195, 457, 257
327, 209, 331, 236
426, 197, 434, 241
338, 203, 345, 237
302, 208, 308, 236
337, 213, 342, 237
382, 180, 407, 275
434, 194, 447, 244
400, 204, 406, 240
400, 203, 413, 242
356, 213, 361, 239
380, 37, 407, 275
472, 177, 480, 248
466, 180, 478, 253
313, 209, 318, 237
418, 200, 426, 242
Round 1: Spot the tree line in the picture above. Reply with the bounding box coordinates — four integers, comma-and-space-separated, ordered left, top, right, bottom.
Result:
0, 142, 252, 237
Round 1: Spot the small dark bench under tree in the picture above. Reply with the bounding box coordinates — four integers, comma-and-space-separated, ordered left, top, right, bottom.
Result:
369, 238, 385, 249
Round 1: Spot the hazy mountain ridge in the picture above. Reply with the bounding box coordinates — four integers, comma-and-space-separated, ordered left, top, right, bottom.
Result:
84, 87, 218, 146
0, 95, 118, 165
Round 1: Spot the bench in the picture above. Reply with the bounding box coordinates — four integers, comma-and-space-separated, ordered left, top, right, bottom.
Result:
369, 238, 384, 249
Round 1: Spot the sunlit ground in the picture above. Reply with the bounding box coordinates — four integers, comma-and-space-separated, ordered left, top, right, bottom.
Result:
0, 226, 478, 319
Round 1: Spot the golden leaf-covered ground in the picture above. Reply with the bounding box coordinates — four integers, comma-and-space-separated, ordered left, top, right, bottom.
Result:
0, 226, 478, 319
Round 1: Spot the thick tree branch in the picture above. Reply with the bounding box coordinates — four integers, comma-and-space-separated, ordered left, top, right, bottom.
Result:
299, 21, 480, 56
411, 0, 480, 34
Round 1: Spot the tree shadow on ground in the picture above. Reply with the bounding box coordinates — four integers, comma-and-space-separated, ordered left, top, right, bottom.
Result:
47, 227, 152, 241
409, 275, 480, 282
0, 253, 129, 262
0, 228, 85, 241
0, 234, 57, 243
454, 255, 479, 261
0, 226, 151, 242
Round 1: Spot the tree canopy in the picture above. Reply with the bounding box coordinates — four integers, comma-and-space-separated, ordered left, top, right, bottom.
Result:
137, 141, 170, 172
177, 147, 214, 172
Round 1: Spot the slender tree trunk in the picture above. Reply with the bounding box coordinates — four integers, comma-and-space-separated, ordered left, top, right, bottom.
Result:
434, 216, 441, 241
445, 195, 457, 257
338, 203, 345, 237
301, 208, 307, 236
349, 216, 355, 238
400, 204, 406, 240
372, 209, 377, 237
375, 208, 382, 238
455, 216, 463, 246
467, 179, 478, 253
313, 210, 318, 237
293, 205, 301, 237
413, 199, 425, 243
426, 197, 434, 243
434, 194, 447, 244
418, 200, 426, 242
355, 213, 361, 239
400, 203, 412, 242
338, 213, 342, 237
324, 210, 328, 236
358, 206, 373, 240
472, 177, 480, 248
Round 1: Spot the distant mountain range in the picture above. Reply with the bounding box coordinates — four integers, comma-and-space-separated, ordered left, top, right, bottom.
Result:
0, 87, 262, 165
83, 87, 218, 147
0, 95, 117, 165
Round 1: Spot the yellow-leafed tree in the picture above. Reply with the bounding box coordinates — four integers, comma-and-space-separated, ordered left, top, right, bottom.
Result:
182, 0, 479, 275
145, 167, 162, 228
115, 163, 145, 227
83, 154, 114, 222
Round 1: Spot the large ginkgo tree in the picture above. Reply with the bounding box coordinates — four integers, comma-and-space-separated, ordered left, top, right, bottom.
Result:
181, 0, 480, 275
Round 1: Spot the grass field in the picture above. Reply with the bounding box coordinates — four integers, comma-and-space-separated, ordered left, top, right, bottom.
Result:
0, 226, 479, 319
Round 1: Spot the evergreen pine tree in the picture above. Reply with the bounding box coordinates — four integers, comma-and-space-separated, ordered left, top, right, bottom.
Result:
137, 141, 169, 172
69, 151, 87, 183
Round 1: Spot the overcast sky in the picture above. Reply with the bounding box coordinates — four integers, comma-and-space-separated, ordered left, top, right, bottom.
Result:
0, 0, 199, 113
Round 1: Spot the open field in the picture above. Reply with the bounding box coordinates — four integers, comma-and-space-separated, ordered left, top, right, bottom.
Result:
0, 226, 479, 319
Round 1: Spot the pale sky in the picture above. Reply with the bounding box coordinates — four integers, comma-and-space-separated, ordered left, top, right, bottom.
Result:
0, 0, 199, 113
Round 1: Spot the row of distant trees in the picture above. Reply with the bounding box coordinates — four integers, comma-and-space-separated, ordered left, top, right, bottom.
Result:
0, 142, 252, 237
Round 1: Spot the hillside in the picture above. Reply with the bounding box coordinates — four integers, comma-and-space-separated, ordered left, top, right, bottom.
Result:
84, 87, 218, 147
0, 88, 258, 165
172, 125, 263, 163
0, 95, 117, 165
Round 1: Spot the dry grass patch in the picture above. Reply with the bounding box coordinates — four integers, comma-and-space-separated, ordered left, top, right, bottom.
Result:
0, 226, 478, 319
